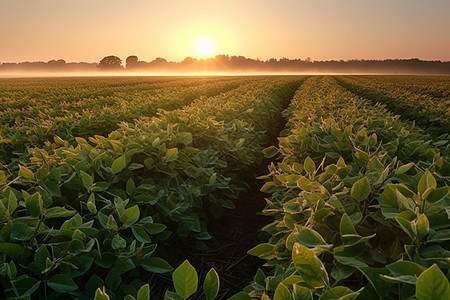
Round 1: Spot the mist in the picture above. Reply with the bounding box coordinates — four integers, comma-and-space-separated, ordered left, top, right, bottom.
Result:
1, 55, 450, 76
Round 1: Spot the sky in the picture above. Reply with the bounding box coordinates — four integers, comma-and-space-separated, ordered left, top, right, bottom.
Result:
1, 0, 449, 63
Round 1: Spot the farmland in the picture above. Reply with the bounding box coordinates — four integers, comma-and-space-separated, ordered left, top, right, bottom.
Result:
0, 75, 449, 300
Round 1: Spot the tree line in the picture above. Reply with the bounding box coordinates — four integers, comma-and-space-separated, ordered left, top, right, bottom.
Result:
1, 55, 449, 74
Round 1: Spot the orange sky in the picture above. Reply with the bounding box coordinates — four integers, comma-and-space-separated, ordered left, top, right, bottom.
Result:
1, 0, 449, 63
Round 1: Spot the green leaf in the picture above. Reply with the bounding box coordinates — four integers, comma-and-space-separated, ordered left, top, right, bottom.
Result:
208, 173, 217, 185
304, 157, 316, 174
164, 291, 183, 300
120, 205, 140, 227
173, 260, 198, 299
417, 170, 436, 196
293, 284, 313, 300
427, 230, 450, 243
11, 275, 40, 297
281, 275, 303, 286
425, 186, 450, 203
416, 264, 450, 300
97, 211, 108, 228
227, 292, 251, 300
380, 274, 418, 285
111, 155, 127, 174
47, 274, 78, 293
126, 178, 136, 195
45, 207, 77, 219
292, 243, 329, 289
286, 226, 329, 250
7, 190, 18, 214
165, 148, 179, 161
203, 268, 219, 300
341, 233, 375, 247
386, 260, 426, 277
34, 245, 50, 272
106, 214, 119, 231
105, 269, 121, 290
334, 246, 368, 268
44, 181, 61, 197
19, 165, 34, 180
141, 257, 173, 274
351, 177, 370, 202
142, 222, 167, 234
7, 261, 17, 279
129, 163, 144, 170
144, 158, 155, 169
331, 264, 355, 282
368, 133, 378, 147
260, 182, 277, 193
358, 267, 391, 297
274, 283, 291, 300
254, 268, 266, 286
415, 214, 430, 241
396, 162, 414, 175
340, 214, 357, 235
25, 192, 42, 217
132, 226, 151, 243
319, 286, 360, 300
80, 171, 93, 190
247, 243, 275, 259
395, 216, 415, 240
137, 284, 150, 300
263, 145, 279, 158
10, 223, 33, 241
87, 193, 97, 213
0, 242, 24, 258
111, 234, 127, 250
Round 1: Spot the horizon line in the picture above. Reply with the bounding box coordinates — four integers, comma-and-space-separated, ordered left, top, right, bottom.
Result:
2, 55, 450, 64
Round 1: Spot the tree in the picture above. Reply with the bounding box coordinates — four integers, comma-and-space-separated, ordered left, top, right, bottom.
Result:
97, 56, 123, 70
126, 55, 138, 68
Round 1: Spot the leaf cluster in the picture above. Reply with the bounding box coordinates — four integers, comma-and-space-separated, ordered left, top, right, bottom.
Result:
246, 76, 450, 299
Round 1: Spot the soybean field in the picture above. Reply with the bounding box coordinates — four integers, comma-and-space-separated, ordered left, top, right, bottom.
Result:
0, 75, 449, 300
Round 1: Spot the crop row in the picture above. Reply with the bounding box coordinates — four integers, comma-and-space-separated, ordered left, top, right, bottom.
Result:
334, 75, 450, 136
340, 75, 449, 99
0, 77, 304, 299
0, 77, 254, 165
246, 76, 450, 299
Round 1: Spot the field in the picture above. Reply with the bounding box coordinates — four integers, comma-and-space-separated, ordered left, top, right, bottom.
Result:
0, 76, 449, 300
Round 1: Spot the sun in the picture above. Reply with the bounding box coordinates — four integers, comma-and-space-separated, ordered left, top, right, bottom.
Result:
195, 38, 215, 58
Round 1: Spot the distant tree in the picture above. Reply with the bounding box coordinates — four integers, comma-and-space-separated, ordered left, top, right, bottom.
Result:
126, 55, 138, 68
98, 56, 123, 70
181, 57, 199, 65
149, 57, 168, 67
47, 59, 66, 70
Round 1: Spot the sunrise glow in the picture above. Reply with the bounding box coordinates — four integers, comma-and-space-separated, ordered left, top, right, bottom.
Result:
195, 38, 215, 58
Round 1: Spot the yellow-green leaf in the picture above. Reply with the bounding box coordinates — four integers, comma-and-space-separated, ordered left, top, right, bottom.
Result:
173, 260, 198, 299
418, 170, 436, 196
120, 205, 140, 227
292, 243, 329, 289
165, 148, 179, 162
111, 155, 127, 174
416, 264, 450, 300
203, 268, 219, 300
304, 157, 316, 174
351, 177, 371, 202
19, 165, 34, 180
